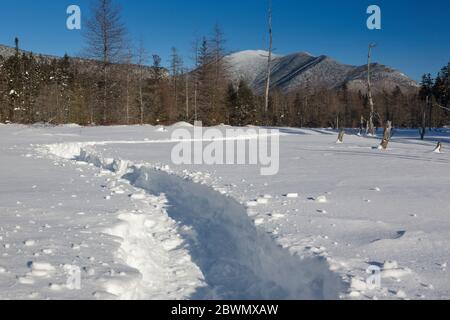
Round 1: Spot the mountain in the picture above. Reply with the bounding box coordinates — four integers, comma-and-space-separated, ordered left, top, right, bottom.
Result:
1, 44, 418, 94
225, 50, 419, 94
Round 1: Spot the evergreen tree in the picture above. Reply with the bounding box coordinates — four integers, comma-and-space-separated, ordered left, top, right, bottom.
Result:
228, 80, 257, 126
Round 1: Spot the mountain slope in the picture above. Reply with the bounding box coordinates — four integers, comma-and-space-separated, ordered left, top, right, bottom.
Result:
0, 44, 161, 78
0, 44, 58, 62
225, 50, 418, 94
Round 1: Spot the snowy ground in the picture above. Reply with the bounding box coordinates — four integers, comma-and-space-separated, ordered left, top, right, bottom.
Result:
1, 123, 449, 300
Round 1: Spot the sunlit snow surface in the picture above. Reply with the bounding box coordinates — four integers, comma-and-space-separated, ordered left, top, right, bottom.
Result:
1, 123, 450, 300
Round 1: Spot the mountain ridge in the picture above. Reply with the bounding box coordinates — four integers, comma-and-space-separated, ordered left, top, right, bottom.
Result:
1, 44, 419, 94
225, 50, 419, 94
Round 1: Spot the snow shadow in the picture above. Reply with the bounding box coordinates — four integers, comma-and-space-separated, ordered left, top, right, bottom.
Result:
124, 167, 345, 300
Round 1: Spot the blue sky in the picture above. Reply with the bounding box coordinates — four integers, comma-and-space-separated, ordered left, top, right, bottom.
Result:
0, 0, 449, 81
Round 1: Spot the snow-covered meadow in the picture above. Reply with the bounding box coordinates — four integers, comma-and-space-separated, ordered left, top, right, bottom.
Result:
1, 123, 450, 300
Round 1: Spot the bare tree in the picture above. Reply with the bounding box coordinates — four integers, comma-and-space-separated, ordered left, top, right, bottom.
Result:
191, 37, 200, 122
83, 0, 127, 124
264, 0, 273, 115
169, 47, 183, 119
367, 43, 377, 136
420, 96, 429, 140
185, 69, 189, 121
210, 24, 228, 123
136, 39, 148, 125
122, 47, 134, 125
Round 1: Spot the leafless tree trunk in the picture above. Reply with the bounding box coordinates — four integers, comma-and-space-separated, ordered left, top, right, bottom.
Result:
185, 71, 189, 121
337, 129, 345, 144
420, 96, 428, 140
359, 115, 365, 135
367, 43, 376, 136
192, 38, 200, 122
264, 0, 273, 115
379, 120, 392, 150
137, 40, 147, 125
123, 48, 133, 125
83, 0, 127, 124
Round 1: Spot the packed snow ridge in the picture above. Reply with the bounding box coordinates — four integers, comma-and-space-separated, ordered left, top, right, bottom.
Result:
43, 142, 345, 299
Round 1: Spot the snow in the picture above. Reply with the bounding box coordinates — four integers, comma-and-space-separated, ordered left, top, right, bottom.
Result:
171, 121, 194, 128
1, 125, 450, 300
225, 50, 417, 94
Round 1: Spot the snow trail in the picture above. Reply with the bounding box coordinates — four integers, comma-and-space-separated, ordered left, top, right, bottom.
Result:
43, 142, 345, 300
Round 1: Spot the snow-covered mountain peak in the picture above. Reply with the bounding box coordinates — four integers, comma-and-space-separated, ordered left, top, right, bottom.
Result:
225, 49, 418, 94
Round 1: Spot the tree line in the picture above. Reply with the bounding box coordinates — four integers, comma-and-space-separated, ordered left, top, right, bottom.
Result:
0, 0, 449, 129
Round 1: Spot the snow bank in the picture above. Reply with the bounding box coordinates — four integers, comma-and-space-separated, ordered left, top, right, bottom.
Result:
60, 123, 81, 128
154, 126, 168, 132
43, 143, 86, 159
171, 121, 194, 128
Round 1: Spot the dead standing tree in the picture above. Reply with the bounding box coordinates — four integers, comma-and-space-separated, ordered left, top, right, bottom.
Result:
379, 120, 392, 150
137, 40, 148, 125
420, 96, 430, 140
264, 0, 273, 117
367, 43, 377, 136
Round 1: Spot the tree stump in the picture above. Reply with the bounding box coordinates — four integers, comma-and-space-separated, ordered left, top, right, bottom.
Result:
379, 121, 392, 150
336, 129, 345, 144
433, 142, 442, 153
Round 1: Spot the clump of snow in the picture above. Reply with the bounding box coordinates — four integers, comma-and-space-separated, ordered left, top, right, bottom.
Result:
246, 200, 259, 207
171, 121, 194, 128
256, 197, 270, 205
24, 240, 36, 247
286, 193, 299, 198
27, 261, 56, 278
395, 290, 407, 298
129, 193, 146, 200
155, 126, 168, 132
315, 195, 328, 203
383, 260, 399, 270
350, 277, 367, 292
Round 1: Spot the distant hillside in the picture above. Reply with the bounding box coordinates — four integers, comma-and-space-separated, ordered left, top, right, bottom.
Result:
0, 44, 161, 77
225, 50, 419, 94
0, 44, 63, 66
